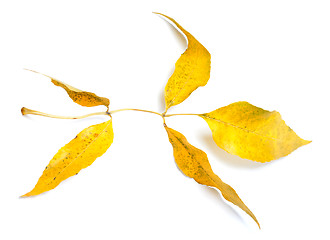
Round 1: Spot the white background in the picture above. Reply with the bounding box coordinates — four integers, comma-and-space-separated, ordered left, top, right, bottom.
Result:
1, 0, 329, 239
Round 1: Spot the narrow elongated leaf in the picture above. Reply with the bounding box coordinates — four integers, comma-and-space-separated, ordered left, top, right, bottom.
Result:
155, 13, 211, 111
165, 125, 259, 227
25, 69, 110, 108
201, 101, 311, 162
22, 119, 114, 197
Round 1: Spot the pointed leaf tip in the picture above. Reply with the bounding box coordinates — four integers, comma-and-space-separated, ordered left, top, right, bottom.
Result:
22, 120, 114, 197
157, 13, 211, 111
25, 69, 110, 108
164, 125, 260, 227
201, 101, 311, 162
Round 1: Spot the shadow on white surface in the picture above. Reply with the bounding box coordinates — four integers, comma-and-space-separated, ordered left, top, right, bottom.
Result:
155, 13, 188, 113
202, 185, 249, 227
155, 13, 187, 49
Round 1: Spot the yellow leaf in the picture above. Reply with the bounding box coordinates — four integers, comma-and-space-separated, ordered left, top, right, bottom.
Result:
25, 69, 110, 108
201, 101, 311, 162
165, 125, 260, 228
22, 119, 114, 197
155, 13, 211, 111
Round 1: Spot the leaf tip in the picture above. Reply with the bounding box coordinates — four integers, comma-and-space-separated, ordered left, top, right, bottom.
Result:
303, 139, 312, 145
255, 218, 261, 229
23, 68, 35, 73
20, 188, 39, 197
152, 12, 163, 16
20, 192, 31, 198
245, 209, 260, 229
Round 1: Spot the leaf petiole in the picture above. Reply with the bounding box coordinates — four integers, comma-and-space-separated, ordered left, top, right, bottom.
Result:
21, 107, 110, 119
164, 113, 200, 117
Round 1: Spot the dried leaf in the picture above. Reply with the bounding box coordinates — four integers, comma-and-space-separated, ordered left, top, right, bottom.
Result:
22, 119, 113, 197
155, 13, 211, 111
165, 125, 260, 227
25, 69, 110, 108
201, 101, 311, 162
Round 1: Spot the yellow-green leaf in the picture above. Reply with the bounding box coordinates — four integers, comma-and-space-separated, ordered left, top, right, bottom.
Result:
201, 101, 311, 162
155, 13, 211, 111
22, 119, 114, 197
25, 69, 110, 108
165, 125, 259, 227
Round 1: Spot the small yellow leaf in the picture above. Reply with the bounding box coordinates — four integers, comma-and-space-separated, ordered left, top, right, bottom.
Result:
165, 126, 259, 228
25, 69, 110, 108
201, 101, 311, 162
155, 13, 211, 111
22, 119, 114, 197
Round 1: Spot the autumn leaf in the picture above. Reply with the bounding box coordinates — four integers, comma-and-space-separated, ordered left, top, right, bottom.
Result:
200, 101, 311, 162
25, 69, 110, 108
22, 119, 114, 197
164, 125, 260, 227
154, 13, 211, 112
19, 13, 313, 228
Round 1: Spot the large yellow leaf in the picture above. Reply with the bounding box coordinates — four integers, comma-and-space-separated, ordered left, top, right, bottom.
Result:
25, 69, 110, 108
22, 119, 114, 197
165, 126, 260, 228
201, 101, 311, 162
155, 13, 211, 112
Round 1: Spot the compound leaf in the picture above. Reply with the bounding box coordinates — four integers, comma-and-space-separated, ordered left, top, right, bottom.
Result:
155, 13, 211, 111
22, 119, 114, 197
25, 69, 110, 108
201, 101, 311, 162
165, 125, 259, 227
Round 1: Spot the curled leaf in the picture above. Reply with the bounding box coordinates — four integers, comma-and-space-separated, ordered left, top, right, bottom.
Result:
22, 119, 114, 197
155, 13, 211, 111
25, 69, 110, 108
165, 125, 259, 227
201, 101, 311, 162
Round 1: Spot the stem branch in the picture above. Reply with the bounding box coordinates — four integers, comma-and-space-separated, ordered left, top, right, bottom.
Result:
21, 107, 201, 122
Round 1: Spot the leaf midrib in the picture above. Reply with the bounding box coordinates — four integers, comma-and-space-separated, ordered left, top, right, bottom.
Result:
171, 131, 258, 226
202, 115, 282, 142
172, 129, 259, 226
48, 120, 111, 186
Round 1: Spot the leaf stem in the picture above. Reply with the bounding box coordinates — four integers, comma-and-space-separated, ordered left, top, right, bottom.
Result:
109, 108, 200, 118
109, 108, 168, 124
21, 107, 110, 119
109, 108, 163, 117
21, 107, 200, 122
164, 113, 200, 117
